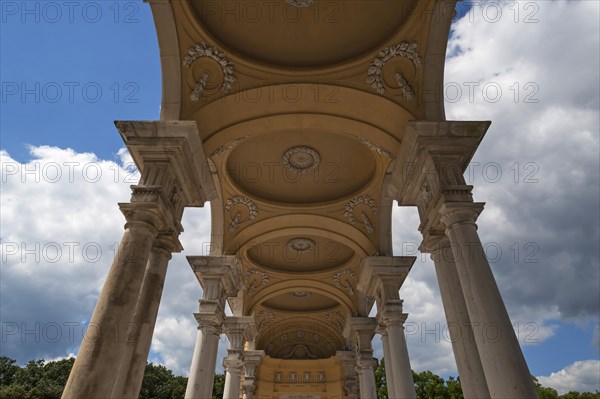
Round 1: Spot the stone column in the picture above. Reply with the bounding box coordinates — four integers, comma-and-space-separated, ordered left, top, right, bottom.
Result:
186, 314, 223, 399
336, 351, 359, 399
441, 204, 538, 399
422, 235, 490, 399
346, 317, 378, 399
62, 207, 159, 399
241, 350, 265, 399
185, 256, 243, 399
393, 120, 537, 398
111, 232, 182, 398
61, 120, 212, 399
223, 317, 256, 399
380, 312, 416, 399
376, 326, 397, 399
357, 257, 416, 399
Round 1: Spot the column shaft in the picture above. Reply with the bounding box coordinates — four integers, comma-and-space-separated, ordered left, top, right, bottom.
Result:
111, 244, 172, 398
185, 326, 221, 399
379, 331, 397, 399
386, 322, 416, 399
357, 358, 377, 399
444, 210, 537, 398
62, 222, 156, 399
430, 240, 490, 398
223, 362, 242, 399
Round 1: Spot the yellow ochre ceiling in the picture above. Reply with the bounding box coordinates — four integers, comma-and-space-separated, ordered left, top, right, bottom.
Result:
151, 0, 453, 360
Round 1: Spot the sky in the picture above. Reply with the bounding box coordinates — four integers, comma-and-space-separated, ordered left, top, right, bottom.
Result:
1, 0, 599, 394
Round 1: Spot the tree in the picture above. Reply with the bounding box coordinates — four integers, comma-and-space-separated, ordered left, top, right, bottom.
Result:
212, 373, 225, 399
0, 357, 19, 387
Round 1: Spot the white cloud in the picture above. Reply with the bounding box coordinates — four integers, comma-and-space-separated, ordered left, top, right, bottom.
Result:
388, 0, 600, 377
537, 360, 600, 395
0, 146, 217, 375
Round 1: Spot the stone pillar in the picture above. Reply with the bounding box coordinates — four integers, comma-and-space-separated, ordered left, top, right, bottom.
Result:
62, 207, 159, 399
111, 232, 182, 398
61, 121, 213, 399
380, 312, 416, 399
441, 204, 538, 399
345, 317, 378, 399
241, 350, 265, 399
422, 235, 490, 399
393, 120, 537, 398
337, 351, 359, 399
357, 257, 416, 399
186, 314, 223, 399
376, 326, 397, 399
185, 256, 243, 399
223, 317, 256, 399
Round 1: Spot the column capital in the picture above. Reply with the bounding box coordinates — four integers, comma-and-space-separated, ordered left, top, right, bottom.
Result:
241, 384, 256, 398
152, 230, 183, 258
242, 350, 265, 368
345, 317, 377, 352
223, 316, 257, 352
194, 311, 224, 335
188, 256, 243, 299
223, 353, 244, 372
378, 310, 409, 329
355, 354, 378, 371
439, 202, 485, 229
357, 256, 415, 306
118, 202, 165, 236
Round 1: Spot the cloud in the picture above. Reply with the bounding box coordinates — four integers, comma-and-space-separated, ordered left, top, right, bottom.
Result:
0, 146, 214, 375
388, 0, 599, 377
445, 0, 599, 338
537, 360, 600, 395
1, 0, 598, 384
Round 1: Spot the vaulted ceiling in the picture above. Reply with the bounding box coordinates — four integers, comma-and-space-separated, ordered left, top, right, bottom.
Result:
148, 0, 455, 360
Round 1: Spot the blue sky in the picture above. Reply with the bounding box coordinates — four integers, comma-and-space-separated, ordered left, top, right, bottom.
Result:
1, 0, 599, 393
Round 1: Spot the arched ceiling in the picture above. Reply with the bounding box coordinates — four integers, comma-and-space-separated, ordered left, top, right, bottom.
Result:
148, 0, 456, 359
188, 0, 419, 67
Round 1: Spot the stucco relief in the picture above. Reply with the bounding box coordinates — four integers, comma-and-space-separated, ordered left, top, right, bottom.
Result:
183, 42, 235, 101
366, 41, 422, 100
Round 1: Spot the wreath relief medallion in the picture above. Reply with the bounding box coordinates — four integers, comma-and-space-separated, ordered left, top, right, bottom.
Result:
183, 42, 235, 102
366, 41, 422, 100
225, 196, 258, 233
282, 146, 320, 174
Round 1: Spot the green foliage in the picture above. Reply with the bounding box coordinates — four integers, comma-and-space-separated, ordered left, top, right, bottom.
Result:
1, 356, 599, 399
212, 373, 225, 399
375, 358, 388, 399
375, 359, 599, 399
0, 357, 225, 399
0, 357, 19, 387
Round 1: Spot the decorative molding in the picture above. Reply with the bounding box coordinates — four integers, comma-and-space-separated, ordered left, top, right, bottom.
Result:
344, 195, 378, 234
333, 268, 358, 296
225, 196, 258, 232
255, 309, 275, 332
210, 136, 248, 158
282, 146, 320, 174
245, 268, 269, 295
286, 0, 316, 7
325, 310, 345, 333
395, 72, 416, 101
366, 41, 422, 99
183, 42, 235, 101
287, 238, 316, 253
282, 344, 319, 360
358, 137, 394, 159
291, 291, 312, 298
